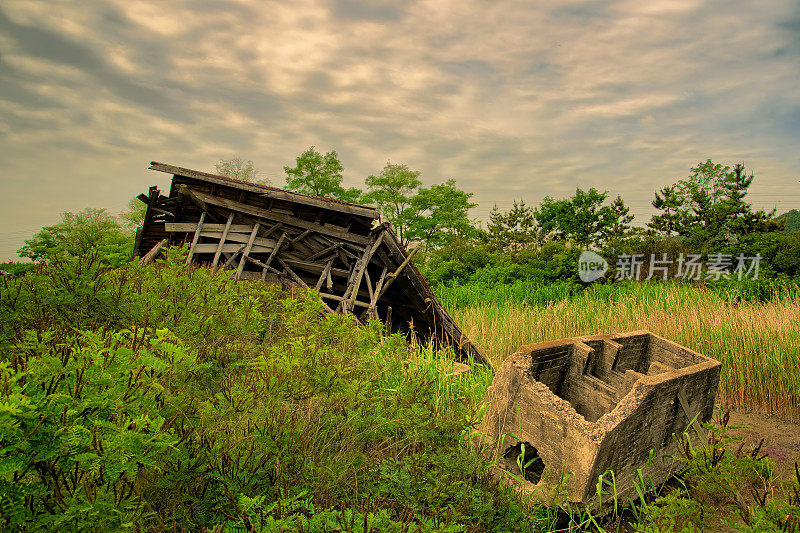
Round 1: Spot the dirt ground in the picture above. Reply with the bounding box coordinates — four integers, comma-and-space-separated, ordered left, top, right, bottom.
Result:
727, 409, 800, 483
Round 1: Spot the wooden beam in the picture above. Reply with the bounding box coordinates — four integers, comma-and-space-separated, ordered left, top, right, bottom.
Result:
318, 293, 370, 308
306, 242, 341, 262
261, 232, 286, 280
189, 243, 273, 254
151, 162, 380, 219
243, 255, 280, 274
182, 188, 370, 245
185, 212, 206, 265
166, 223, 277, 250
235, 223, 260, 279
140, 238, 168, 265
166, 222, 253, 233
370, 267, 388, 307
222, 245, 246, 269
364, 267, 374, 303
261, 222, 283, 240
290, 228, 314, 245
342, 231, 385, 313
212, 213, 234, 269
177, 183, 211, 213
374, 246, 420, 301
276, 258, 337, 314
134, 185, 159, 257
315, 259, 333, 291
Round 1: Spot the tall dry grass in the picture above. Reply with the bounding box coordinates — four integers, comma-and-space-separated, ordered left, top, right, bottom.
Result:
448, 284, 800, 421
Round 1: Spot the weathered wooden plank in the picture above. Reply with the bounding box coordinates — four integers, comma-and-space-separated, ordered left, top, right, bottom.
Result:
166, 222, 254, 233
342, 231, 385, 313
318, 293, 370, 308
261, 222, 283, 239
197, 230, 276, 249
151, 162, 380, 219
222, 245, 245, 269
184, 188, 370, 245
306, 242, 341, 262
290, 228, 314, 245
364, 267, 374, 302
374, 245, 419, 301
212, 213, 234, 269
315, 259, 333, 291
191, 243, 274, 254
283, 260, 349, 279
185, 212, 206, 265
140, 238, 168, 265
261, 232, 286, 280
370, 267, 388, 308
236, 223, 260, 280
177, 184, 212, 214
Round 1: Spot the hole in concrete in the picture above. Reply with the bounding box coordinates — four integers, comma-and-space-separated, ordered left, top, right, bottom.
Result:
503, 442, 546, 484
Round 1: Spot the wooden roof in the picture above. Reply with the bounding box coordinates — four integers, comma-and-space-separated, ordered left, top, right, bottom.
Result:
135, 162, 490, 367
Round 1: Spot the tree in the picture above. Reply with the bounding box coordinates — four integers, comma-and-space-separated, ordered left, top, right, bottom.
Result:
602, 195, 635, 244
648, 185, 684, 236
18, 208, 134, 266
215, 157, 270, 184
283, 147, 361, 202
406, 179, 477, 248
776, 209, 800, 234
648, 160, 781, 247
362, 162, 422, 245
535, 188, 615, 247
119, 197, 147, 228
486, 200, 538, 253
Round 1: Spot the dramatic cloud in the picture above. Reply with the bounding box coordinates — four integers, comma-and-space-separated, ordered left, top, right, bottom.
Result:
1, 0, 798, 259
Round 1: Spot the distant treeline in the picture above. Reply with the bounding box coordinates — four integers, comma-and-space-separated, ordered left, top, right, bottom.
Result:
5, 152, 799, 288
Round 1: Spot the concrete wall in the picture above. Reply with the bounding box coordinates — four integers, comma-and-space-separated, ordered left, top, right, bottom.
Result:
478, 330, 722, 508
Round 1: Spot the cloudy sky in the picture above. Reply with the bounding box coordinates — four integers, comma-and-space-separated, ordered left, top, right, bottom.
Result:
1, 0, 798, 260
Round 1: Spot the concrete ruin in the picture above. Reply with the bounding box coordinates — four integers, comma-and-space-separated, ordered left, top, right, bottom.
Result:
478, 330, 721, 508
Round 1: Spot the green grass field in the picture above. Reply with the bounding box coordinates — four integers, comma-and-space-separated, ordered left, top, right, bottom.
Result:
437, 280, 800, 422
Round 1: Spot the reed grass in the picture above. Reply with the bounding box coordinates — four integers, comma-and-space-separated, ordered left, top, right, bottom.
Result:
440, 282, 800, 421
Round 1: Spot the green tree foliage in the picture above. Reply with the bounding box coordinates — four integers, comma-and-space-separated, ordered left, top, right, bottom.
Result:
648, 185, 685, 236
776, 209, 800, 234
17, 208, 133, 266
362, 162, 422, 245
119, 196, 147, 228
601, 195, 636, 249
215, 156, 270, 185
648, 160, 782, 247
284, 147, 361, 202
486, 200, 538, 253
406, 179, 477, 248
0, 262, 35, 276
535, 187, 617, 247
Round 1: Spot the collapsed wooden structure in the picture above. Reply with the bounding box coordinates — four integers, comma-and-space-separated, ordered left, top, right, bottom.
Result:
134, 162, 489, 366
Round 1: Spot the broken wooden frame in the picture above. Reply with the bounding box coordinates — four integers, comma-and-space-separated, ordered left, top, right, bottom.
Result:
134, 162, 489, 366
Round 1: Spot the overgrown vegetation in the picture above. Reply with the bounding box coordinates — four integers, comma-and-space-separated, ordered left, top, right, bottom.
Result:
625, 411, 800, 532
0, 249, 555, 532
2, 251, 798, 531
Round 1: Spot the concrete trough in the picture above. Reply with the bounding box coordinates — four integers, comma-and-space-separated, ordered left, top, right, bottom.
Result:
478, 330, 721, 508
